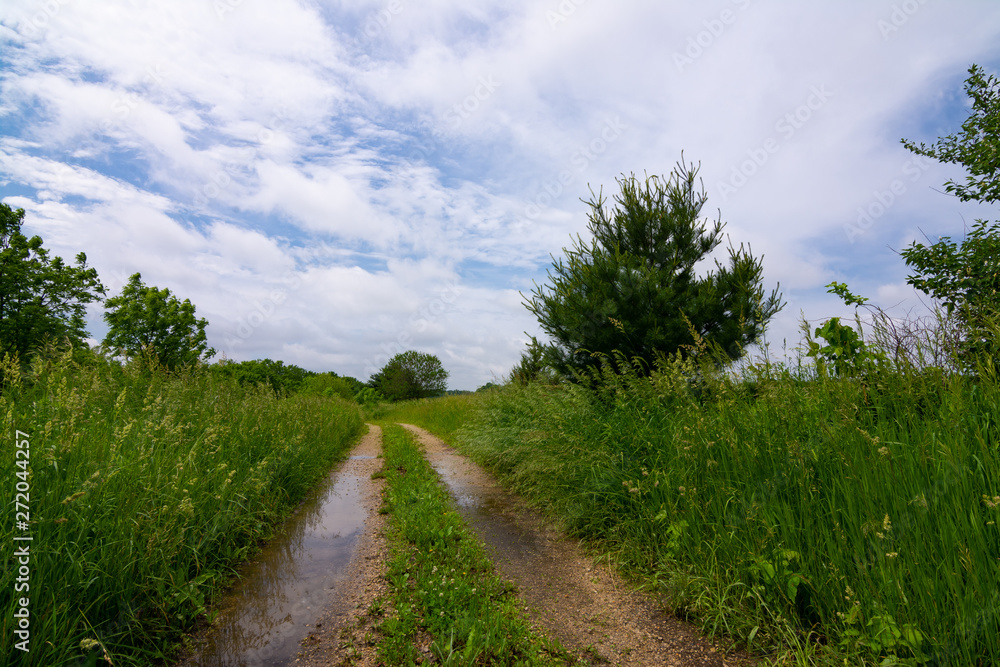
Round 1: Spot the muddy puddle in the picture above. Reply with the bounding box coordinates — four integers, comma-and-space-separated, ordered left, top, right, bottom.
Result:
399, 425, 544, 561
178, 441, 375, 667
400, 424, 748, 667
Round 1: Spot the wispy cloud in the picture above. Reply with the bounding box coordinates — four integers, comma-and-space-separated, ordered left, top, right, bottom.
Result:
1, 0, 998, 387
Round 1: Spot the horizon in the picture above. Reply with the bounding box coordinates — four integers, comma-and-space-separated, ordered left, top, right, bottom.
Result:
1, 1, 998, 390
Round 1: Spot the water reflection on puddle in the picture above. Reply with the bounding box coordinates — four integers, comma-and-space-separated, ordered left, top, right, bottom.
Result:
182, 465, 367, 666
423, 449, 540, 559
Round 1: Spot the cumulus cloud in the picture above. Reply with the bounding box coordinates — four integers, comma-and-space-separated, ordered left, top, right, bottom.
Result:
1, 0, 998, 388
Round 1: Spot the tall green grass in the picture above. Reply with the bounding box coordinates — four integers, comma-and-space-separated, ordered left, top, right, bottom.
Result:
375, 424, 571, 665
455, 358, 1000, 665
0, 349, 363, 666
369, 393, 480, 443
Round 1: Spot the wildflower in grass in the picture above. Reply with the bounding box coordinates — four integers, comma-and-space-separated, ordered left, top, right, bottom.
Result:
983, 495, 1000, 509
883, 514, 891, 533
886, 552, 898, 559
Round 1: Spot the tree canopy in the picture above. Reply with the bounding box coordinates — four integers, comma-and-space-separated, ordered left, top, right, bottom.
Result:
298, 372, 365, 400
103, 273, 215, 370
901, 64, 1000, 205
212, 358, 314, 394
900, 64, 1000, 368
369, 350, 448, 401
525, 160, 784, 378
0, 203, 105, 358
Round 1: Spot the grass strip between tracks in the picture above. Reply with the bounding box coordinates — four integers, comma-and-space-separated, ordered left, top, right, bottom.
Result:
373, 423, 574, 666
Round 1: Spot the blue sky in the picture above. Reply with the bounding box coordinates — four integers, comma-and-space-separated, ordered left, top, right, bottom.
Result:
1, 0, 998, 389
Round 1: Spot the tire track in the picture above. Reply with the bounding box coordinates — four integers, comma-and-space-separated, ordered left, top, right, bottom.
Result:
402, 423, 755, 667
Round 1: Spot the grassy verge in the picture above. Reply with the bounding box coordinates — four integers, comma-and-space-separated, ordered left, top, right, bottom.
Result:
0, 350, 364, 666
366, 393, 481, 443
373, 423, 572, 666
452, 361, 1000, 665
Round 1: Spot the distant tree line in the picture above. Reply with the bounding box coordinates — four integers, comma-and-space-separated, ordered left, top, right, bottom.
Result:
1, 202, 451, 401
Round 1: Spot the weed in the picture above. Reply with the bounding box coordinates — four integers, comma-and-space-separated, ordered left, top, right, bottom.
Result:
0, 350, 363, 665
373, 424, 571, 665
448, 351, 1000, 664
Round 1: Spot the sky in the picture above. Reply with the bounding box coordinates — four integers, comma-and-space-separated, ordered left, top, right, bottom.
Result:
1, 1, 998, 390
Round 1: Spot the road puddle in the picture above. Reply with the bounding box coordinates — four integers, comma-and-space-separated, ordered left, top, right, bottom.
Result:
401, 425, 542, 560
178, 447, 372, 666
399, 424, 746, 667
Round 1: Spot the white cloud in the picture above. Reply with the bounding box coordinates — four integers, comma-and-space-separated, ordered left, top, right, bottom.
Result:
1, 0, 999, 388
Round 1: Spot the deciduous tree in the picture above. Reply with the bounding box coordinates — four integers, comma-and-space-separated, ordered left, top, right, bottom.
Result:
369, 350, 448, 401
103, 273, 214, 370
900, 64, 1000, 367
0, 203, 105, 358
901, 64, 999, 205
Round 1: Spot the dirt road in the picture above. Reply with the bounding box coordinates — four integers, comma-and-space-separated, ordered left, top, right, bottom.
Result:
228, 422, 753, 666
402, 424, 754, 667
